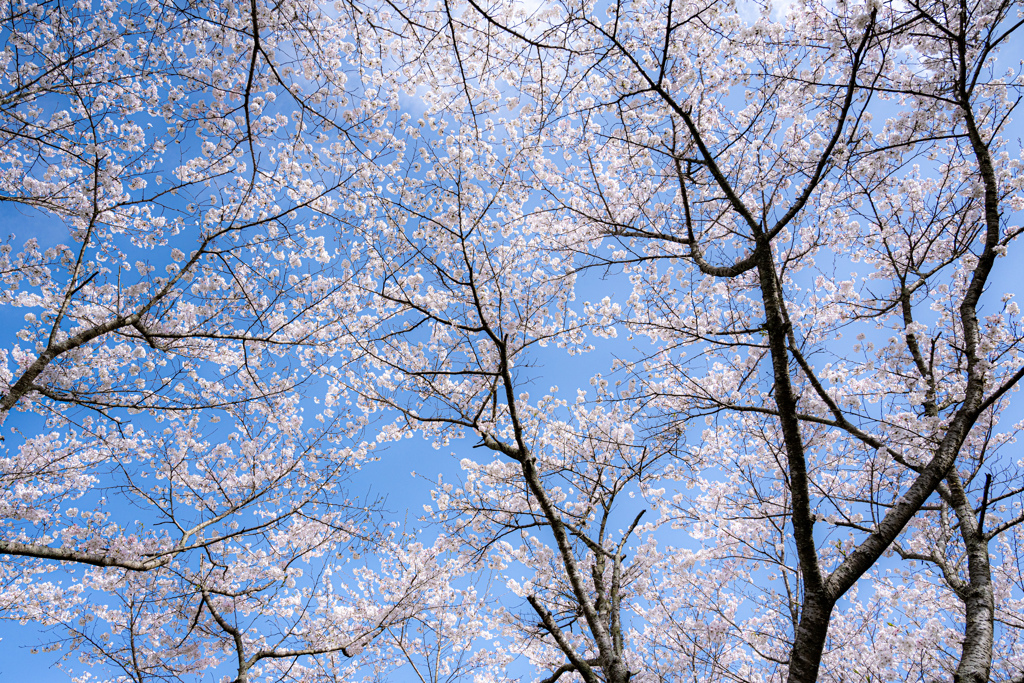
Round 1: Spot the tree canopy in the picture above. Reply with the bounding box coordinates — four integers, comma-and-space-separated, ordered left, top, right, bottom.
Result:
1, 0, 1023, 681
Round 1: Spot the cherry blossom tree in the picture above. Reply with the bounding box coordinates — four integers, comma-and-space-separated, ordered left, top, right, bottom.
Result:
0, 0, 456, 679
336, 126, 664, 682
387, 0, 1024, 680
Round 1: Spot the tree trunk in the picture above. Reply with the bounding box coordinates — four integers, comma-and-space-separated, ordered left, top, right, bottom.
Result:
787, 592, 837, 683
946, 474, 995, 683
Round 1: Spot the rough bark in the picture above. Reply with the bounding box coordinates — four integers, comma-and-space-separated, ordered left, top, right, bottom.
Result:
946, 473, 996, 683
